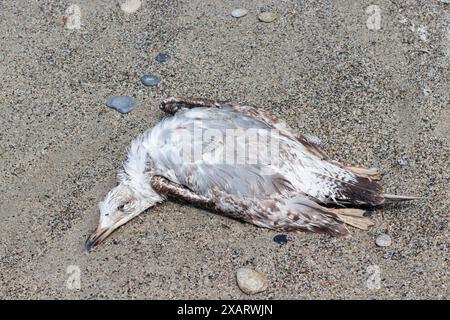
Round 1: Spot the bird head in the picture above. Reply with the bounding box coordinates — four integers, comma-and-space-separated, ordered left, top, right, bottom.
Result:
85, 179, 162, 251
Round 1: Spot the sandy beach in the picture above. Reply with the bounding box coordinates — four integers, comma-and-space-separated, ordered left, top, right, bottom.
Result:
0, 0, 448, 299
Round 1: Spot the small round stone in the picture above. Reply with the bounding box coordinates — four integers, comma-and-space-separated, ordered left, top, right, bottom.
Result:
231, 9, 248, 18
273, 234, 288, 245
140, 74, 160, 87
155, 52, 171, 62
375, 234, 392, 247
105, 96, 135, 114
236, 267, 268, 295
258, 12, 277, 23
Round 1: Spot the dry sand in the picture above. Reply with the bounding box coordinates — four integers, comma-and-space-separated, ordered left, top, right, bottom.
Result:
0, 0, 448, 299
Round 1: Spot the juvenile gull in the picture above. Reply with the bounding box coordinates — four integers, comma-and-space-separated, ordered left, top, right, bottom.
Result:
86, 97, 419, 249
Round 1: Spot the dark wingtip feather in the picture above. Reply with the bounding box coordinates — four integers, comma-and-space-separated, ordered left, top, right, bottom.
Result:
337, 176, 385, 206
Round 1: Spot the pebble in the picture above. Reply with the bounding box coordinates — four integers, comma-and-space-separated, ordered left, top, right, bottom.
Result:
140, 74, 160, 87
105, 96, 135, 113
155, 52, 171, 62
258, 12, 277, 23
231, 9, 248, 18
273, 234, 288, 245
119, 0, 141, 14
375, 234, 392, 247
236, 267, 268, 295
363, 210, 373, 217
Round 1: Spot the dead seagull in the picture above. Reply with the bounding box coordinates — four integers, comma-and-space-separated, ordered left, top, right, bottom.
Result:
86, 97, 419, 250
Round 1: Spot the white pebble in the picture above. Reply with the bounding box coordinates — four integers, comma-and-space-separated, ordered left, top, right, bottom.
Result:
236, 267, 268, 295
231, 9, 248, 18
119, 0, 141, 14
375, 234, 392, 247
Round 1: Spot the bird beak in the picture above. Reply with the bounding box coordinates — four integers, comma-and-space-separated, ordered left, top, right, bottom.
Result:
85, 226, 115, 252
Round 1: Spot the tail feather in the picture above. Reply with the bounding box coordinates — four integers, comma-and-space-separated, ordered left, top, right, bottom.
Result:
383, 194, 423, 202
346, 166, 381, 181
329, 208, 375, 230
266, 196, 351, 237
325, 174, 385, 206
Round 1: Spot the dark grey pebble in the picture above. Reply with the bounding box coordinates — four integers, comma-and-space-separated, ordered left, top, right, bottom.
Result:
273, 234, 288, 245
363, 210, 373, 217
105, 96, 135, 114
140, 74, 160, 87
155, 53, 171, 62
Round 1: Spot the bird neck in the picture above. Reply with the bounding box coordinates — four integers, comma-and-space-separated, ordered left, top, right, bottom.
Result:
121, 135, 153, 195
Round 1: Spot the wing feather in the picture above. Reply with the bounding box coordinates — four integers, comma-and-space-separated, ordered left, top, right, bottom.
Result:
148, 106, 384, 206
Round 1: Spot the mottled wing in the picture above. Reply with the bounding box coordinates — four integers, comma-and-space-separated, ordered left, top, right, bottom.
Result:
149, 107, 295, 199
224, 103, 384, 205
150, 106, 383, 206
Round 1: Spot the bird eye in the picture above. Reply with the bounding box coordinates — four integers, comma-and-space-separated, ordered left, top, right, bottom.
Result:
117, 203, 126, 211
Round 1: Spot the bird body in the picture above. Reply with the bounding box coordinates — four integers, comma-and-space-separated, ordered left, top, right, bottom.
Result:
86, 97, 418, 249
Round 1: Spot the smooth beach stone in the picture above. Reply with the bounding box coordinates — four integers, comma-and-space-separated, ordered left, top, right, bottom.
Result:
273, 234, 288, 245
106, 96, 135, 114
375, 234, 392, 247
231, 8, 248, 18
258, 12, 277, 23
140, 74, 160, 87
155, 52, 171, 62
236, 267, 268, 295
